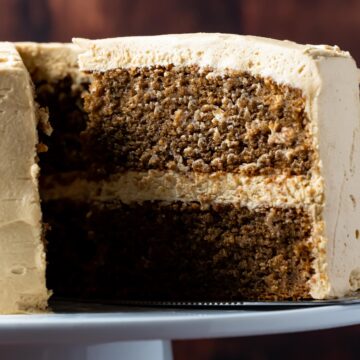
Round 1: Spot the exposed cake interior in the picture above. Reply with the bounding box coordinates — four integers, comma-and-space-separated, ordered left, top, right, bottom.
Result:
47, 199, 315, 300
84, 66, 313, 177
75, 34, 360, 301
18, 44, 319, 301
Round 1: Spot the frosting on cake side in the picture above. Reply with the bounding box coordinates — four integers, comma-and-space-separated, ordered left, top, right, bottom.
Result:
16, 42, 81, 82
0, 43, 48, 313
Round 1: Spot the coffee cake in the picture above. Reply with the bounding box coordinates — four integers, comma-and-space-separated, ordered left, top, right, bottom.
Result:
1, 34, 360, 312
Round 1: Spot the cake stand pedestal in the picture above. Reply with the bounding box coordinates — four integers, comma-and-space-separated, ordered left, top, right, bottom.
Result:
2, 303, 360, 360
0, 340, 173, 360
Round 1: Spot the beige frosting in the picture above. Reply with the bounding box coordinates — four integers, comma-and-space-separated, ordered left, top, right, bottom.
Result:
313, 56, 360, 298
0, 43, 48, 313
74, 33, 360, 299
15, 42, 80, 82
42, 171, 324, 209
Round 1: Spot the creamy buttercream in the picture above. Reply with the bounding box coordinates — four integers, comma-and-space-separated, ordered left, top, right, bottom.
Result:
41, 171, 324, 209
16, 42, 81, 82
0, 43, 48, 313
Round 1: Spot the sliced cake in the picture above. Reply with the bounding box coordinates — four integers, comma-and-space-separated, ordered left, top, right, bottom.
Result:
1, 34, 360, 313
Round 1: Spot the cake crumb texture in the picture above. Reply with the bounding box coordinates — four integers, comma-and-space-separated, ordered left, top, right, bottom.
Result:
84, 65, 313, 177
45, 200, 314, 301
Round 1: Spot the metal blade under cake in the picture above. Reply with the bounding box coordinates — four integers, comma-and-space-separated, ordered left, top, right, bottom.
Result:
106, 296, 360, 308
51, 293, 360, 312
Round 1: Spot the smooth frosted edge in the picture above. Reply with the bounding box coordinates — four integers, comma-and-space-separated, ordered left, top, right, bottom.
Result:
0, 42, 48, 313
311, 56, 360, 299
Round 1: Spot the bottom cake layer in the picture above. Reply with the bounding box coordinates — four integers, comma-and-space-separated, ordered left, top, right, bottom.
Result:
44, 200, 314, 301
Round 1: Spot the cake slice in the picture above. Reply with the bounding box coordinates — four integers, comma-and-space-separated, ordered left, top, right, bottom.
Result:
72, 34, 360, 300
0, 43, 48, 313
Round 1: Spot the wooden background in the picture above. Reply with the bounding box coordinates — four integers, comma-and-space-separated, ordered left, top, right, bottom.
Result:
1, 0, 360, 61
1, 0, 360, 359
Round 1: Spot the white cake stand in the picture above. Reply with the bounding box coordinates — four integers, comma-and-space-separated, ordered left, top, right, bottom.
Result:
1, 303, 360, 360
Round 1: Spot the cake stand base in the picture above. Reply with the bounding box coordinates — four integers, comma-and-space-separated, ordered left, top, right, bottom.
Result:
0, 340, 173, 360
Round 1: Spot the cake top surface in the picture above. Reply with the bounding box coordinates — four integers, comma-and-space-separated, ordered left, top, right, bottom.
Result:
74, 32, 349, 58
0, 42, 25, 72
74, 33, 353, 97
16, 42, 80, 81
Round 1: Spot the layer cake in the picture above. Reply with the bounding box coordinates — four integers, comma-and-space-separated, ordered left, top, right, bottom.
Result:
1, 34, 360, 312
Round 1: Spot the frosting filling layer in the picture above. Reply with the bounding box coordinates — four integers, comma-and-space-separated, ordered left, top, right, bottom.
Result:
41, 171, 324, 208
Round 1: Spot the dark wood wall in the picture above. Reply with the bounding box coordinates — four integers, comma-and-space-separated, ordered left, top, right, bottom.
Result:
1, 0, 360, 62
1, 0, 360, 359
